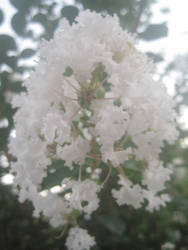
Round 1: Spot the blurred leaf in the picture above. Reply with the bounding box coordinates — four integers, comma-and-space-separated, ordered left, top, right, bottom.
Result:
9, 0, 27, 10
0, 35, 17, 56
20, 49, 36, 58
63, 66, 73, 77
44, 20, 59, 40
6, 80, 25, 93
0, 8, 4, 25
121, 160, 143, 172
9, 0, 25, 9
32, 13, 58, 39
98, 215, 125, 236
11, 12, 27, 36
16, 66, 35, 73
75, 0, 130, 13
41, 160, 78, 190
32, 13, 47, 25
146, 52, 164, 63
0, 128, 9, 151
0, 182, 66, 249
139, 23, 168, 40
5, 56, 17, 69
61, 6, 79, 24
160, 7, 170, 14
9, 0, 40, 12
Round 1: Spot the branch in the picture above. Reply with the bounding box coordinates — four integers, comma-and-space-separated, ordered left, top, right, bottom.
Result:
132, 0, 148, 33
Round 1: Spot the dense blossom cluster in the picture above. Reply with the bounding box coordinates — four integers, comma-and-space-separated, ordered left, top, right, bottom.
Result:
9, 11, 178, 250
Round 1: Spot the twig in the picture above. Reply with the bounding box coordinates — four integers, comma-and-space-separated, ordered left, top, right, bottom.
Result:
78, 165, 82, 181
63, 95, 78, 101
102, 97, 117, 100
117, 165, 128, 178
87, 154, 102, 161
118, 133, 129, 149
88, 153, 102, 157
101, 165, 112, 187
56, 223, 69, 239
66, 78, 80, 92
69, 108, 81, 123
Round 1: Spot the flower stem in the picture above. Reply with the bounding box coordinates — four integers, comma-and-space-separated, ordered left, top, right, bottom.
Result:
101, 164, 112, 187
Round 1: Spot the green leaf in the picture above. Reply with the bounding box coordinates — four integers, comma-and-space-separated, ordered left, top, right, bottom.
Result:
121, 159, 146, 185
96, 88, 105, 99
139, 23, 168, 41
72, 120, 85, 139
63, 66, 73, 77
113, 98, 121, 107
121, 160, 143, 172
91, 63, 107, 84
59, 102, 66, 112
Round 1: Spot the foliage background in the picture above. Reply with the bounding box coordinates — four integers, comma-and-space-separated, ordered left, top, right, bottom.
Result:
0, 0, 188, 249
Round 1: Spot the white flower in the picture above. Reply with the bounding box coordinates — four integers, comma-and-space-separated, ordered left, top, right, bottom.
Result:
66, 227, 95, 250
142, 160, 172, 193
56, 137, 90, 168
104, 147, 132, 167
63, 179, 100, 216
41, 111, 70, 144
143, 190, 171, 212
112, 175, 144, 208
9, 10, 178, 249
161, 242, 175, 250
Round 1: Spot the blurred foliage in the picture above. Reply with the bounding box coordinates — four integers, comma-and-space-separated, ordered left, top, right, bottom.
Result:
0, 175, 65, 250
139, 22, 168, 40
0, 0, 188, 250
61, 5, 79, 24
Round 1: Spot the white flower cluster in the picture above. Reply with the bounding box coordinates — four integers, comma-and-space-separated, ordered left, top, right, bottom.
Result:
9, 10, 178, 250
65, 227, 95, 250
